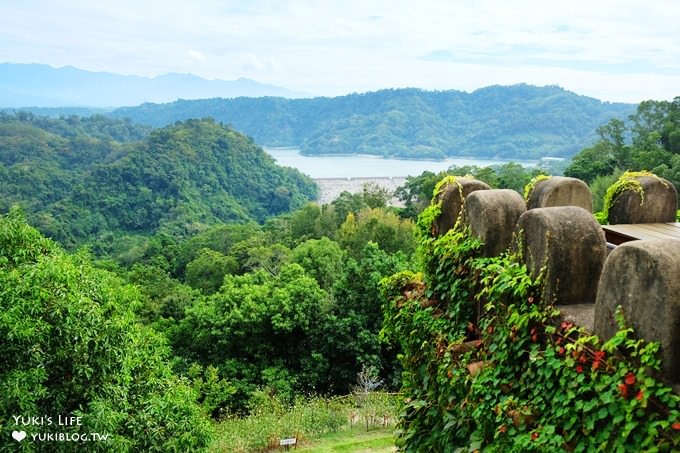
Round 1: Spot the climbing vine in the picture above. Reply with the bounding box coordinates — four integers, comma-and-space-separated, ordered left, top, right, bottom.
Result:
601, 170, 669, 220
381, 183, 680, 451
523, 174, 552, 201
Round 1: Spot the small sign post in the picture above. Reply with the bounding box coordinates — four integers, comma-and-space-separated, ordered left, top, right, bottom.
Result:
280, 437, 297, 450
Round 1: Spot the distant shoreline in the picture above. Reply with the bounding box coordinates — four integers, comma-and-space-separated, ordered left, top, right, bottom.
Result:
266, 146, 538, 165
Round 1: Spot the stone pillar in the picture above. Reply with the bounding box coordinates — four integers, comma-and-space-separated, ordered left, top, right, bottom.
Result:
464, 189, 527, 257
514, 206, 606, 304
594, 239, 680, 384
434, 177, 490, 236
607, 175, 678, 224
526, 176, 593, 212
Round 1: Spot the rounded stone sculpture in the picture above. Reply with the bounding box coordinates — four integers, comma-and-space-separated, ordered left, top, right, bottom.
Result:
464, 189, 527, 257
594, 239, 680, 384
607, 175, 678, 224
514, 206, 606, 305
434, 177, 490, 236
526, 176, 593, 212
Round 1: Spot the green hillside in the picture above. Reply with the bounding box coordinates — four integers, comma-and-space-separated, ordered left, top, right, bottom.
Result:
0, 113, 317, 247
110, 84, 635, 160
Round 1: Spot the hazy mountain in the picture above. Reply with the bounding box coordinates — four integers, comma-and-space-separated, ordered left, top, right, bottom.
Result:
111, 85, 636, 160
0, 63, 310, 107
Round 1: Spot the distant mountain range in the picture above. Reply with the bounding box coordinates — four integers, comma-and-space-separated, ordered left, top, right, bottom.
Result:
110, 85, 635, 160
0, 63, 309, 107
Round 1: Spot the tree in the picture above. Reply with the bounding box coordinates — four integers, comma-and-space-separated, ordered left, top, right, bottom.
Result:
0, 208, 211, 451
361, 182, 392, 209
566, 98, 680, 190
394, 171, 441, 219
228, 234, 291, 275
173, 263, 330, 407
185, 248, 238, 294
338, 207, 416, 257
564, 142, 619, 183
291, 237, 345, 291
329, 191, 369, 226
321, 242, 412, 392
496, 162, 544, 194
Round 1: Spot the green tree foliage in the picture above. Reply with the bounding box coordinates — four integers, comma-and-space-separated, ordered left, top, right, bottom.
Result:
125, 262, 199, 323
111, 85, 634, 160
171, 223, 259, 277
291, 237, 344, 291
565, 97, 680, 194
324, 243, 412, 392
0, 113, 317, 248
116, 193, 418, 412
361, 182, 392, 208
228, 233, 291, 276
338, 208, 416, 257
185, 248, 238, 294
0, 208, 211, 451
172, 264, 330, 409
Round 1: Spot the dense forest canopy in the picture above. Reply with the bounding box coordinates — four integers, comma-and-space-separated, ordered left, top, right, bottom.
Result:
109, 84, 634, 160
0, 113, 317, 248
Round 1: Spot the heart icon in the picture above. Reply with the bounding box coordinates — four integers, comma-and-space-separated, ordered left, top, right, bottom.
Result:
12, 431, 27, 442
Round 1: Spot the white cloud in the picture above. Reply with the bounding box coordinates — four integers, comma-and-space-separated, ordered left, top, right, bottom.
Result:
188, 50, 207, 64
1, 0, 679, 102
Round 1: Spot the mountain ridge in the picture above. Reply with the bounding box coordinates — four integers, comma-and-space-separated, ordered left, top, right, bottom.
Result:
0, 113, 318, 247
0, 63, 310, 107
110, 84, 635, 160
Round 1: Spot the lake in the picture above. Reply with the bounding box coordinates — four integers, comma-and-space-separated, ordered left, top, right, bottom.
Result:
264, 147, 537, 178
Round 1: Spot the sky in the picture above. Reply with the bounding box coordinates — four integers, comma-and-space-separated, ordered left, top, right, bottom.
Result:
1, 0, 679, 103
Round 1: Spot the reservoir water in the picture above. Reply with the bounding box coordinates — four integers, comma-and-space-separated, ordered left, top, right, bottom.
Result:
265, 147, 537, 179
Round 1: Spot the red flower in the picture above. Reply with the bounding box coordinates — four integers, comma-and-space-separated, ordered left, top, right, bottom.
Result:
636, 390, 644, 401
592, 351, 605, 371
578, 354, 588, 364
558, 347, 565, 356
624, 373, 636, 386
531, 431, 539, 441
576, 365, 583, 373
672, 422, 680, 430
618, 384, 628, 398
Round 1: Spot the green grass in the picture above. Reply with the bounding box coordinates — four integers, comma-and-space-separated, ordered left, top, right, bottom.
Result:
295, 426, 395, 452
208, 393, 400, 452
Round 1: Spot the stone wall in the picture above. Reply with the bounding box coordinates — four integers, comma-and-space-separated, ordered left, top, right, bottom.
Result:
435, 174, 680, 388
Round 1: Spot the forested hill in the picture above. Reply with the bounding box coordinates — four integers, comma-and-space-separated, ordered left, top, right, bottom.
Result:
110, 84, 635, 160
0, 113, 317, 248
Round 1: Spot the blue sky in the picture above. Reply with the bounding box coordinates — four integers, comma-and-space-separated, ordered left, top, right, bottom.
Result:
2, 0, 679, 103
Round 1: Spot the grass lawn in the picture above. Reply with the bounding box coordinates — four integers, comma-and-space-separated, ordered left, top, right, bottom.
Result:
293, 426, 396, 452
